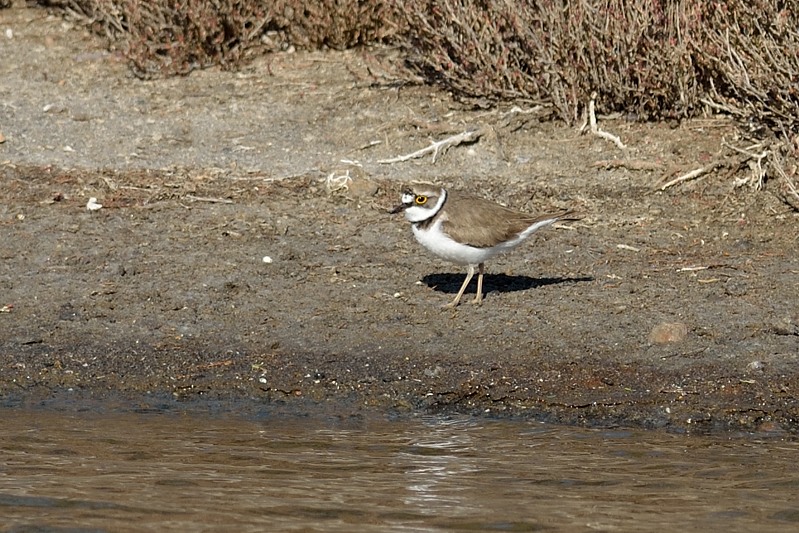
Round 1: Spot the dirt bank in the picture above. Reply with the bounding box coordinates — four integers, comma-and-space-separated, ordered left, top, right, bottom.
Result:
1, 6, 798, 433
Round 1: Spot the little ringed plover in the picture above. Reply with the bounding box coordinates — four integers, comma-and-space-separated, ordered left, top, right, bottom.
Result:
391, 185, 578, 308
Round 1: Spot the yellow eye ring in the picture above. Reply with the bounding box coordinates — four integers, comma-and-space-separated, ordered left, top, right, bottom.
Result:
415, 195, 428, 205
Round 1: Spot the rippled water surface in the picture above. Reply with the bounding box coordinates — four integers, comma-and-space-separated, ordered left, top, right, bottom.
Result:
1, 409, 798, 532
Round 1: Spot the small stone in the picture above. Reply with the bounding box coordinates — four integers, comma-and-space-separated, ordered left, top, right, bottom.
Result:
262, 255, 273, 264
724, 279, 748, 296
86, 197, 103, 211
648, 322, 688, 344
424, 366, 443, 378
347, 178, 379, 198
771, 317, 798, 336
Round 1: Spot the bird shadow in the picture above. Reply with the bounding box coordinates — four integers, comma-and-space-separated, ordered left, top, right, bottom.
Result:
421, 272, 594, 296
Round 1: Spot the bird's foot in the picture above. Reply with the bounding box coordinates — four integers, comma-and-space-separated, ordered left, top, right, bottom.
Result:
442, 297, 462, 309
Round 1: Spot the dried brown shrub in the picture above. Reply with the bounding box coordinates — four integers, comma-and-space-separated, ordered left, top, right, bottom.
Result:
400, 0, 799, 206
402, 0, 703, 123
401, 1, 798, 139
695, 0, 799, 138
43, 0, 798, 136
40, 0, 405, 78
693, 0, 799, 206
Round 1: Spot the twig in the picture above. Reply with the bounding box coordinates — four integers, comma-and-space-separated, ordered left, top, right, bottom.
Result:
354, 140, 382, 152
770, 150, 799, 210
592, 159, 662, 171
497, 105, 549, 132
660, 348, 709, 361
502, 105, 545, 116
722, 140, 769, 190
699, 97, 745, 117
582, 92, 626, 149
325, 170, 353, 193
677, 266, 709, 272
784, 175, 799, 209
660, 162, 721, 191
377, 129, 485, 164
660, 140, 771, 192
184, 194, 234, 204
722, 140, 767, 157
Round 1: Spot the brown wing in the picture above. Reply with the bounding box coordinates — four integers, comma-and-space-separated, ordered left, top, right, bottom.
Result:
442, 194, 575, 248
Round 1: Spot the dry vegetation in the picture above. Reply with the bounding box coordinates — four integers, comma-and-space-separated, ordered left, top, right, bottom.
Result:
37, 0, 405, 76
24, 0, 799, 208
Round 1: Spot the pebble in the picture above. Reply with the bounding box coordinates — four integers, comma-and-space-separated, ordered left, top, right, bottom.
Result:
648, 321, 688, 344
347, 178, 379, 198
771, 317, 798, 336
724, 278, 748, 296
86, 197, 103, 211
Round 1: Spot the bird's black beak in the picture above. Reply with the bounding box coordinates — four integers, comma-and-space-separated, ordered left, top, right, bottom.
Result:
389, 202, 410, 214
390, 188, 416, 214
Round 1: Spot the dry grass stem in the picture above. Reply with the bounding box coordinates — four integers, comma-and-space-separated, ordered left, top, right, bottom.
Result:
723, 141, 769, 190
184, 194, 234, 204
660, 163, 722, 191
377, 129, 484, 164
325, 171, 353, 193
583, 92, 626, 149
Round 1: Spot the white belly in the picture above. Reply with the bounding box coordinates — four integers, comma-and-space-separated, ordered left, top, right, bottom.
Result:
412, 219, 506, 266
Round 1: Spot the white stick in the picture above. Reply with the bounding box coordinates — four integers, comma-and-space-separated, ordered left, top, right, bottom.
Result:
587, 92, 626, 149
377, 129, 484, 164
660, 165, 717, 191
184, 194, 234, 204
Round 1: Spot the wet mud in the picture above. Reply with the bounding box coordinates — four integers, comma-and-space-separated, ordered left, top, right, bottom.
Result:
1, 6, 798, 433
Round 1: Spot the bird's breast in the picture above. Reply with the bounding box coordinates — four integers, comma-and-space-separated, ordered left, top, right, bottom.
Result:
411, 219, 497, 266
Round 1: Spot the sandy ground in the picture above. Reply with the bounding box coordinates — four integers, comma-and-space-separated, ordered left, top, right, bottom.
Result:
1, 5, 798, 433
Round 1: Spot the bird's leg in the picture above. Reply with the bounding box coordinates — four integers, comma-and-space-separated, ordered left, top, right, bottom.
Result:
471, 263, 485, 305
444, 264, 475, 308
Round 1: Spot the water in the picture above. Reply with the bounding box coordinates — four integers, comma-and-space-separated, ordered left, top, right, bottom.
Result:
1, 409, 797, 532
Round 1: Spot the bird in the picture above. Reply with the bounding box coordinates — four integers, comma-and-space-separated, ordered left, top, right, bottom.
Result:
391, 184, 578, 308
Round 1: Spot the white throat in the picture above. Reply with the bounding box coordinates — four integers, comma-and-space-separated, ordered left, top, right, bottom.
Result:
404, 189, 447, 223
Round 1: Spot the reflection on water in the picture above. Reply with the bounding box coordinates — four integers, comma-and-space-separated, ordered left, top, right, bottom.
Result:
1, 408, 798, 532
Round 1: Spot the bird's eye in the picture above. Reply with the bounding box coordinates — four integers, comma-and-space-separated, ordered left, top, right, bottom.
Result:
415, 195, 428, 205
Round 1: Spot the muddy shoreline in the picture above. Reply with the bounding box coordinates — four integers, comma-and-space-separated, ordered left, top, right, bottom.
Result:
1, 6, 798, 433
